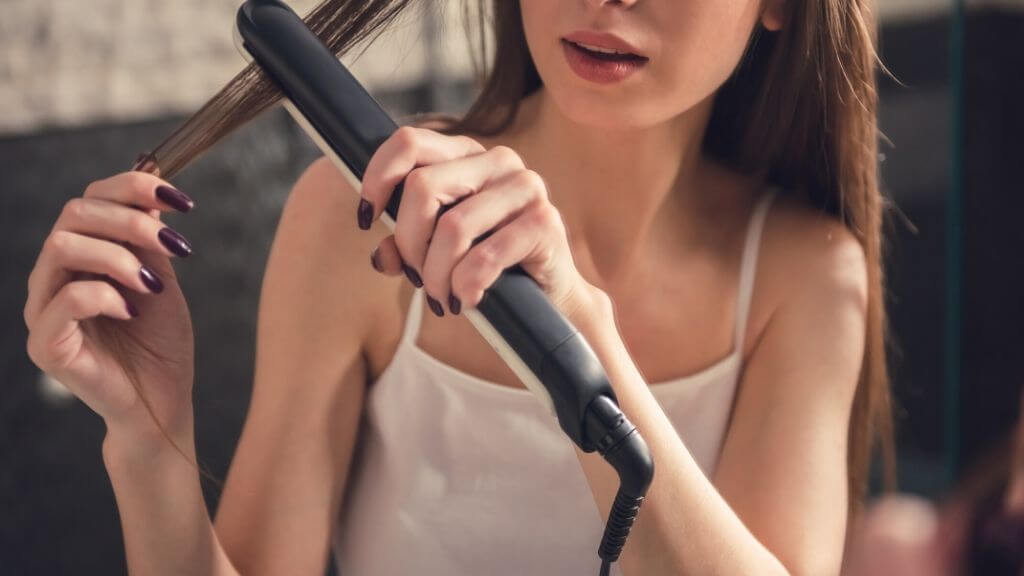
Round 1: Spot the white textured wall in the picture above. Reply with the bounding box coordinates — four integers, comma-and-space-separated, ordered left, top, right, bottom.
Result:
0, 0, 480, 135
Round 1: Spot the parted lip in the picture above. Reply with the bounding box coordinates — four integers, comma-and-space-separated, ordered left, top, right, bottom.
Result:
562, 30, 646, 58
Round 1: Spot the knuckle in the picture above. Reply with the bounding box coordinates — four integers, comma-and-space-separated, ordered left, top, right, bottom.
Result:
518, 169, 547, 196
64, 282, 89, 310
533, 202, 563, 230
436, 209, 468, 242
83, 179, 102, 198
46, 230, 73, 259
61, 197, 87, 223
490, 145, 522, 168
130, 211, 153, 238
124, 171, 152, 197
101, 284, 120, 309
393, 125, 420, 151
404, 167, 432, 197
118, 251, 139, 276
472, 243, 500, 269
459, 135, 486, 153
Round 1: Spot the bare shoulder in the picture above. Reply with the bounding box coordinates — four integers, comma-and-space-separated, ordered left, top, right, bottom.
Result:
264, 156, 404, 370
744, 192, 869, 354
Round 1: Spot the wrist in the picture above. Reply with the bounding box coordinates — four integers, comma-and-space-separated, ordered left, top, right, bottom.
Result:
102, 411, 196, 472
567, 281, 614, 340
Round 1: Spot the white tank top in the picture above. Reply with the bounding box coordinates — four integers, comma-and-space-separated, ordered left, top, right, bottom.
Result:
333, 189, 777, 576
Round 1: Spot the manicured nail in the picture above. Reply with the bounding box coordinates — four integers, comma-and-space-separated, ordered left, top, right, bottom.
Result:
155, 185, 194, 213
139, 265, 164, 294
126, 301, 140, 318
402, 264, 423, 288
357, 199, 374, 230
158, 227, 193, 257
370, 247, 383, 272
448, 294, 461, 315
426, 295, 445, 317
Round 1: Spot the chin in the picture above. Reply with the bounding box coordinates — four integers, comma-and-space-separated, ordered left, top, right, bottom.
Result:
544, 82, 687, 132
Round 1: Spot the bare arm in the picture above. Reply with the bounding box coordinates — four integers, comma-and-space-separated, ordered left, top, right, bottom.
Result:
102, 157, 388, 575
571, 207, 867, 575
214, 157, 393, 575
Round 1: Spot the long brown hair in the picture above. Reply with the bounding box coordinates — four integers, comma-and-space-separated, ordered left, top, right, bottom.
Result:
119, 0, 894, 507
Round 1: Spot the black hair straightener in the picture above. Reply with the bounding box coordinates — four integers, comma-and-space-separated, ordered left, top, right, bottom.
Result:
235, 1, 653, 572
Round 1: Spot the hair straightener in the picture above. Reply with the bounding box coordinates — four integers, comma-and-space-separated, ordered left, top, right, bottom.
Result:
235, 1, 653, 572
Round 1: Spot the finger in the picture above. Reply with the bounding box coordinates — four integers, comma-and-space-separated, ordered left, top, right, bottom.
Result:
419, 168, 543, 313
370, 235, 404, 276
392, 146, 527, 284
50, 197, 193, 259
85, 171, 195, 216
27, 280, 135, 375
451, 201, 564, 310
360, 126, 485, 226
25, 231, 163, 328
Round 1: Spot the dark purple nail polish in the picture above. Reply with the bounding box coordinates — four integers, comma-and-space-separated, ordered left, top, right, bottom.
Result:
426, 295, 445, 317
370, 248, 383, 272
448, 294, 461, 315
155, 185, 194, 213
126, 301, 140, 318
402, 264, 423, 288
139, 265, 164, 294
358, 199, 374, 230
158, 227, 192, 257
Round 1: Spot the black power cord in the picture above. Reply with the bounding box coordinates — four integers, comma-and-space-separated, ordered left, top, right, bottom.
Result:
583, 396, 655, 575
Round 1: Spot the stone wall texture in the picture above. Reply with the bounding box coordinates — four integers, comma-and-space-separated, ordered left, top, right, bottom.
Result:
0, 0, 482, 135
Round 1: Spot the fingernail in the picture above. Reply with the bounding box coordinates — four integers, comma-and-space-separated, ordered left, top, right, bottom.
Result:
126, 301, 140, 318
448, 294, 461, 315
155, 185, 194, 213
357, 199, 374, 230
426, 295, 445, 317
402, 264, 423, 288
158, 227, 193, 257
370, 247, 383, 272
139, 265, 164, 294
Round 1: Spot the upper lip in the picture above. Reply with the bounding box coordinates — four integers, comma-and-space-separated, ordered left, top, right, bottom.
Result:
562, 30, 646, 58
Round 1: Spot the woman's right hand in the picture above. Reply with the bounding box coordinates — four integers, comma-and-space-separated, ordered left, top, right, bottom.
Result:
24, 170, 197, 442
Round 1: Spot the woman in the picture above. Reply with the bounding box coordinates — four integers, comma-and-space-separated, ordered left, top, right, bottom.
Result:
22, 0, 892, 574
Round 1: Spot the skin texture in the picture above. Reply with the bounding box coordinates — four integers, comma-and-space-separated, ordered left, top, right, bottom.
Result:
24, 1, 867, 575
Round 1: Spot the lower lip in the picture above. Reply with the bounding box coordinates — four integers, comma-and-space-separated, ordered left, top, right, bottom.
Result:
561, 39, 647, 84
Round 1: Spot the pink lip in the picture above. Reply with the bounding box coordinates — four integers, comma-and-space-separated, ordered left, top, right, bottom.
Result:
562, 30, 645, 58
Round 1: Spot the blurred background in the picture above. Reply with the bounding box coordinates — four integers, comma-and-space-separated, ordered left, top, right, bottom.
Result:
1, 0, 1021, 573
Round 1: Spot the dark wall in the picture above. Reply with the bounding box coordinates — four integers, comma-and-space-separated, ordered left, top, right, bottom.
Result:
2, 109, 319, 574
877, 15, 952, 492
960, 10, 1024, 474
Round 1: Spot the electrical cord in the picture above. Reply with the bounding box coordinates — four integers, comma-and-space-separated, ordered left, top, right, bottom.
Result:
583, 395, 654, 576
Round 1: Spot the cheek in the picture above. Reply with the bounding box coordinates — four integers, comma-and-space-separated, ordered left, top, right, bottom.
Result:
650, 1, 763, 111
519, 0, 559, 73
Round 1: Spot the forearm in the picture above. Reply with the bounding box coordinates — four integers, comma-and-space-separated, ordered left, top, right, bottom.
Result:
102, 416, 237, 576
571, 298, 788, 576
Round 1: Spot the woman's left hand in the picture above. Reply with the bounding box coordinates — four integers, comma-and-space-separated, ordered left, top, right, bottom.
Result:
356, 126, 603, 323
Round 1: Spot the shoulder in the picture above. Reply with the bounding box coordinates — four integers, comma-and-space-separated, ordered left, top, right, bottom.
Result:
767, 194, 867, 299
263, 156, 402, 357
745, 190, 869, 356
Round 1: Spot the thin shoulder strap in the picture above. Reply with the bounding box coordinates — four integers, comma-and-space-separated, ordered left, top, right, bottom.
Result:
735, 188, 778, 355
402, 287, 425, 346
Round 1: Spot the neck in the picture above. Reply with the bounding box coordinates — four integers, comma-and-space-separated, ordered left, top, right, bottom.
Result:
510, 88, 715, 290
